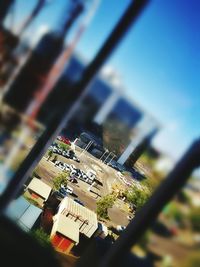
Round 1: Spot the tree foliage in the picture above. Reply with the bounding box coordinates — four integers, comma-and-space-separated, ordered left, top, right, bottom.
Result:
125, 185, 151, 211
96, 194, 116, 220
58, 142, 70, 151
47, 149, 53, 161
53, 172, 68, 190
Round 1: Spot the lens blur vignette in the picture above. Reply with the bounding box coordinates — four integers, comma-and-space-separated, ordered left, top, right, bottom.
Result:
0, 1, 199, 267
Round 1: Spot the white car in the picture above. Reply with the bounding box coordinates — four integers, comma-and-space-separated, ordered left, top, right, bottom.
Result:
60, 184, 73, 195
70, 164, 76, 171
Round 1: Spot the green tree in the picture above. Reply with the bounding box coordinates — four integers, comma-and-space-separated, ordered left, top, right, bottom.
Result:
125, 186, 151, 211
52, 154, 58, 163
53, 172, 68, 190
58, 142, 70, 151
96, 194, 116, 220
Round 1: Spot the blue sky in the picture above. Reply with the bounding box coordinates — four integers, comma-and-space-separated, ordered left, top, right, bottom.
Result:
6, 0, 200, 161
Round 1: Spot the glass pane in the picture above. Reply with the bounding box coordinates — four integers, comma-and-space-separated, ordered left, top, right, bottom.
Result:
1, 0, 199, 267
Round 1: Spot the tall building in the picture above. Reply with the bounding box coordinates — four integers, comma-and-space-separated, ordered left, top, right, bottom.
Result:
40, 53, 160, 166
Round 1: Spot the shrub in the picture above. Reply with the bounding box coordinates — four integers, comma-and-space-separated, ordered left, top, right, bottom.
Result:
47, 150, 53, 161
58, 142, 70, 151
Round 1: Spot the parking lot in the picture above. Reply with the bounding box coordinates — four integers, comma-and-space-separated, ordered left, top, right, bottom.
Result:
36, 144, 132, 227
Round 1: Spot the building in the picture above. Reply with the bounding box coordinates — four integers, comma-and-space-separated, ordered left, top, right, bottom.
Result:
39, 53, 159, 166
6, 196, 42, 232
57, 197, 98, 238
50, 214, 79, 254
25, 178, 52, 207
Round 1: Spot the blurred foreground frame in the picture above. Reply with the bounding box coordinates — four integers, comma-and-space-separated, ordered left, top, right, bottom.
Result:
0, 1, 200, 267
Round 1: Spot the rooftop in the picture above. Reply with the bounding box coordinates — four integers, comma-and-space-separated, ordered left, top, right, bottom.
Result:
6, 196, 42, 231
59, 197, 98, 237
53, 214, 79, 244
27, 178, 52, 200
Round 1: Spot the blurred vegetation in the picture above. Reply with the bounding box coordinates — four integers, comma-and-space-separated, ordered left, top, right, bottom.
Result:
189, 207, 200, 232
141, 176, 160, 193
182, 252, 200, 267
47, 149, 53, 161
51, 154, 58, 163
96, 194, 116, 220
56, 141, 70, 151
137, 231, 150, 251
125, 185, 151, 211
176, 190, 191, 205
30, 228, 51, 248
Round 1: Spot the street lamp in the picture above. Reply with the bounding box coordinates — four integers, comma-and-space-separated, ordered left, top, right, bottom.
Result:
79, 140, 93, 158
103, 151, 113, 164
100, 148, 108, 161
107, 152, 116, 165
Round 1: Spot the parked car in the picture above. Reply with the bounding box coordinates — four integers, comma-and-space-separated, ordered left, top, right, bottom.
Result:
72, 155, 80, 163
86, 170, 96, 183
60, 184, 73, 195
55, 187, 68, 199
60, 136, 71, 145
70, 164, 76, 171
69, 177, 78, 184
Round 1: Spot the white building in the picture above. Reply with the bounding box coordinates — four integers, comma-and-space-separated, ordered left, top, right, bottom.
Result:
51, 213, 79, 253
25, 178, 52, 206
57, 197, 98, 238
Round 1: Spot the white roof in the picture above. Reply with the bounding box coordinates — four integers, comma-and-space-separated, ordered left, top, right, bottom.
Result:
53, 214, 79, 243
59, 197, 98, 237
27, 178, 52, 200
